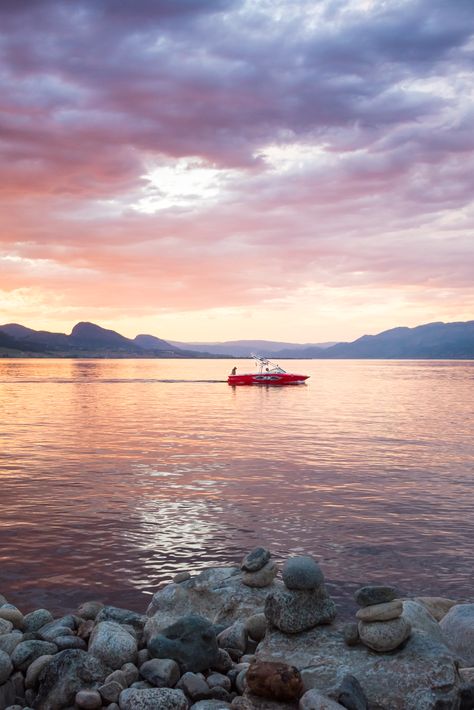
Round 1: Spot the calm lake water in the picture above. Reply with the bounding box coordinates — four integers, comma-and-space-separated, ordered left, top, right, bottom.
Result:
1, 358, 473, 616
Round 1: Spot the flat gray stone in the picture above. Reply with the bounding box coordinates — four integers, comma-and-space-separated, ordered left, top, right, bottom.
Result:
282, 557, 324, 591
242, 560, 278, 588
96, 606, 146, 633
0, 619, 13, 636
176, 671, 211, 701
119, 687, 188, 709
358, 617, 411, 652
354, 586, 397, 608
241, 548, 271, 573
0, 632, 22, 656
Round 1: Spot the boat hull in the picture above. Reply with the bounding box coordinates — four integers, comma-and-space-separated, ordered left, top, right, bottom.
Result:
228, 373, 309, 386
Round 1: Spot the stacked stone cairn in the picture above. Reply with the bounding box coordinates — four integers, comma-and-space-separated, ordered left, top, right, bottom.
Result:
240, 547, 277, 588
265, 555, 336, 633
347, 585, 412, 652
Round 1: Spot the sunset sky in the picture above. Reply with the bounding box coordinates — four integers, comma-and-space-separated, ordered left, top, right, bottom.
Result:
1, 0, 473, 342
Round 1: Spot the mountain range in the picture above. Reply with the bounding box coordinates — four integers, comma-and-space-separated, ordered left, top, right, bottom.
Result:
1, 320, 473, 359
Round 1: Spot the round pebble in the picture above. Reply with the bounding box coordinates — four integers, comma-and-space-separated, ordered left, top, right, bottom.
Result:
75, 689, 102, 709
282, 556, 324, 590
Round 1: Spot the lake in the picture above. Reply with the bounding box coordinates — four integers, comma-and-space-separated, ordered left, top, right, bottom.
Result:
1, 358, 473, 616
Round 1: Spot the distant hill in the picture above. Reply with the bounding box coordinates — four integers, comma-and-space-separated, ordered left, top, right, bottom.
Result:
0, 322, 203, 358
1, 319, 473, 359
277, 320, 474, 359
168, 339, 339, 357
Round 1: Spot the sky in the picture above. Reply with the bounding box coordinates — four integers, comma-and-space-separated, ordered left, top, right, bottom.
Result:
1, 0, 473, 343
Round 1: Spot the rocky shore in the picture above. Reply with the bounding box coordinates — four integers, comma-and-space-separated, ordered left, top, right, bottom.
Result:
1, 548, 474, 710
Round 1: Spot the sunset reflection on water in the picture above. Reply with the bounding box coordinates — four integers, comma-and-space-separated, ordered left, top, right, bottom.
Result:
0, 358, 473, 615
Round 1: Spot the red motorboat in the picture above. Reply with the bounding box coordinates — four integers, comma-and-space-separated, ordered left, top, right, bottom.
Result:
228, 354, 309, 386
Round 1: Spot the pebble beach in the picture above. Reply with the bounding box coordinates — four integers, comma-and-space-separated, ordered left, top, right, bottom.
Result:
1, 548, 473, 710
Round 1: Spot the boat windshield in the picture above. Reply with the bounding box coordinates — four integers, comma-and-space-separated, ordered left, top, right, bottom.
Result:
251, 354, 286, 374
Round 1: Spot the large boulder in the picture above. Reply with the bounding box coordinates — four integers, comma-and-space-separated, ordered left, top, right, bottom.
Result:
145, 567, 276, 639
89, 621, 137, 669
34, 649, 110, 710
148, 615, 219, 673
256, 620, 461, 709
440, 603, 474, 667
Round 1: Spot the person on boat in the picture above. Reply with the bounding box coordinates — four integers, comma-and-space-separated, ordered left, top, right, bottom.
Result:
231, 366, 237, 375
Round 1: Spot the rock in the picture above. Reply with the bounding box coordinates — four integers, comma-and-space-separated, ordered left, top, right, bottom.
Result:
118, 686, 188, 709
0, 649, 13, 684
77, 601, 104, 620
25, 654, 54, 689
140, 658, 181, 688
106, 669, 128, 688
146, 567, 275, 638
358, 617, 411, 652
0, 605, 24, 630
299, 689, 345, 709
440, 603, 474, 666
75, 688, 103, 709
235, 669, 247, 695
330, 674, 368, 710
282, 557, 324, 591
207, 672, 231, 692
10, 668, 24, 697
148, 615, 219, 673
77, 619, 95, 640
208, 685, 232, 701
459, 683, 474, 710
257, 620, 460, 709
460, 668, 474, 683
211, 648, 233, 673
217, 622, 247, 654
246, 661, 303, 702
131, 680, 153, 689
138, 649, 150, 665
99, 680, 124, 703
0, 679, 15, 708
11, 640, 58, 672
414, 596, 457, 622
23, 609, 54, 633
0, 595, 7, 606
34, 649, 110, 710
307, 698, 337, 710
89, 621, 137, 669
37, 616, 76, 642
355, 600, 403, 622
96, 606, 146, 633
342, 623, 359, 647
245, 614, 267, 643
122, 662, 139, 685
401, 600, 446, 644
176, 671, 210, 701
354, 586, 397, 608
242, 561, 278, 589
0, 632, 22, 656
191, 702, 232, 710
264, 584, 336, 634
0, 619, 13, 636
174, 572, 191, 584
241, 548, 271, 573
54, 635, 88, 651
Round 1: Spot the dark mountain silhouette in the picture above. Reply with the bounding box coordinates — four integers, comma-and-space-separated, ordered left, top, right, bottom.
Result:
0, 322, 197, 357
1, 319, 474, 358
276, 321, 474, 359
